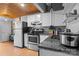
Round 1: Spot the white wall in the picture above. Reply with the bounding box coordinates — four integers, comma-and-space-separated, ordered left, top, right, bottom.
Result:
70, 4, 79, 14
66, 4, 79, 33
67, 18, 79, 33
0, 17, 11, 42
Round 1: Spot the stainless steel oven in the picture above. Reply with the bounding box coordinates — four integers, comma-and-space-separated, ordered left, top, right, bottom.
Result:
28, 35, 40, 44
27, 35, 40, 51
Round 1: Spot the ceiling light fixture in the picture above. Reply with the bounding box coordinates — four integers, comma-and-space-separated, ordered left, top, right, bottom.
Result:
4, 19, 8, 21
37, 14, 41, 18
20, 3, 25, 7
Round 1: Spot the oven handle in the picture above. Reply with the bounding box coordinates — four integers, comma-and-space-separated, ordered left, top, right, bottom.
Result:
28, 42, 39, 45
28, 35, 38, 37
28, 35, 40, 44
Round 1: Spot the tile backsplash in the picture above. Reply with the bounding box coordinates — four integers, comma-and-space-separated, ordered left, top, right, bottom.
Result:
43, 26, 66, 32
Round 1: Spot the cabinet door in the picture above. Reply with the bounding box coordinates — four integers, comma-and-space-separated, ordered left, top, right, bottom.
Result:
27, 14, 41, 27
27, 13, 51, 27
15, 21, 22, 29
27, 15, 35, 27
21, 16, 27, 22
14, 30, 23, 47
53, 14, 66, 26
24, 34, 28, 47
41, 13, 51, 26
40, 48, 73, 56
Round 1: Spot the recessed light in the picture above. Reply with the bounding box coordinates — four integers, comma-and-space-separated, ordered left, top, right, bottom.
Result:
4, 19, 8, 21
20, 3, 25, 7
37, 14, 41, 18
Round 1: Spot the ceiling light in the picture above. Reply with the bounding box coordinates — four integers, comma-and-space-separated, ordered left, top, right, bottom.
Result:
37, 14, 41, 18
20, 3, 25, 7
4, 19, 8, 21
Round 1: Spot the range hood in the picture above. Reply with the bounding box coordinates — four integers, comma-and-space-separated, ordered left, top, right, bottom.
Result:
49, 3, 55, 29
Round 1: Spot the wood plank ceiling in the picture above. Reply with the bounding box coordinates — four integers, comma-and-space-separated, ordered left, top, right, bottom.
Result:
0, 3, 40, 18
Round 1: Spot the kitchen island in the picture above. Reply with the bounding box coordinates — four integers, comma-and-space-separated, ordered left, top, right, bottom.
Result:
38, 37, 79, 56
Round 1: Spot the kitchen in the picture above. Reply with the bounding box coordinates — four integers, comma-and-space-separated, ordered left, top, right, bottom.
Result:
0, 3, 79, 56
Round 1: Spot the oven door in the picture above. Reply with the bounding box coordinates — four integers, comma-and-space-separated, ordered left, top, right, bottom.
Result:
28, 35, 39, 44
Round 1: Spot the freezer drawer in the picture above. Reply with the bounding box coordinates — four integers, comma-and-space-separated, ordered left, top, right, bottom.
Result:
14, 30, 23, 47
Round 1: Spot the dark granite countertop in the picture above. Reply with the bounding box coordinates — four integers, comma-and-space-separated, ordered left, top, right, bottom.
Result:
39, 32, 49, 35
39, 37, 79, 56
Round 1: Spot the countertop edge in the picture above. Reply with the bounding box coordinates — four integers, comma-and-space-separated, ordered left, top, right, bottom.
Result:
38, 45, 77, 56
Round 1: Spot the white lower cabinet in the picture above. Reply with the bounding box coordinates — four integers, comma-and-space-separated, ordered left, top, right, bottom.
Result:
28, 44, 38, 51
24, 34, 28, 47
39, 48, 73, 56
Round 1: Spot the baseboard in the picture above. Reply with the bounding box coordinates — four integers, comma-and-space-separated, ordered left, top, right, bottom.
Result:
26, 48, 38, 52
14, 46, 24, 48
24, 46, 27, 48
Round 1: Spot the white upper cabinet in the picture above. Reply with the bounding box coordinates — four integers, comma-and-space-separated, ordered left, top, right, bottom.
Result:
41, 13, 66, 26
41, 13, 51, 26
27, 14, 38, 27
27, 14, 36, 27
53, 14, 66, 26
27, 13, 51, 27
26, 12, 66, 27
21, 16, 27, 22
